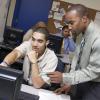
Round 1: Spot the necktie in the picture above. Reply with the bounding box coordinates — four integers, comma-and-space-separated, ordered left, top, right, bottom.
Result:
76, 38, 85, 70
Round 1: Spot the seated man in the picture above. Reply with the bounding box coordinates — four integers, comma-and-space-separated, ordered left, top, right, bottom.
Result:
0, 27, 58, 89
61, 25, 76, 54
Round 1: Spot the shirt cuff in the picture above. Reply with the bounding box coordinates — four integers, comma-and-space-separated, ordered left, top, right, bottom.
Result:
62, 73, 73, 85
40, 73, 51, 85
0, 62, 8, 67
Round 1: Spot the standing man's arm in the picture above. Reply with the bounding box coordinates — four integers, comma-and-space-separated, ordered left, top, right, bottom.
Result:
48, 38, 100, 85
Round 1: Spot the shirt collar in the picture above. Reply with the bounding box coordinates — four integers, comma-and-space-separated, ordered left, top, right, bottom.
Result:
37, 48, 48, 62
83, 20, 94, 41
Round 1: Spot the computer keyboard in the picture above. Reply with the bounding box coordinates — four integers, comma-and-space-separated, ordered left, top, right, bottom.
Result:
17, 91, 39, 100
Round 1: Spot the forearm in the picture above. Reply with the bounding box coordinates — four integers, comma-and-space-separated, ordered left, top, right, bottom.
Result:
3, 49, 20, 65
63, 66, 99, 85
31, 63, 45, 88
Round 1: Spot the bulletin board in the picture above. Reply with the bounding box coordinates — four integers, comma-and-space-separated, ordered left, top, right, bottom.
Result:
47, 0, 97, 34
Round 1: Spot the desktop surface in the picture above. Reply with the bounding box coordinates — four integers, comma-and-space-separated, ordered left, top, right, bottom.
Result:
21, 84, 70, 100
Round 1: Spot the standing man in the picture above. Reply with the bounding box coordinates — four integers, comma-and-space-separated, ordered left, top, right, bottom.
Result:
48, 4, 100, 100
1, 27, 58, 89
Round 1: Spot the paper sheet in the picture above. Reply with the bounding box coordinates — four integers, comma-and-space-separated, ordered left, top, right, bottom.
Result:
39, 89, 70, 100
54, 21, 63, 29
21, 84, 39, 95
51, 1, 60, 11
53, 12, 63, 21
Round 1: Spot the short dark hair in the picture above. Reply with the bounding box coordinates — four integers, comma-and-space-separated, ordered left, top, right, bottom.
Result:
62, 25, 68, 31
32, 27, 50, 41
66, 4, 89, 18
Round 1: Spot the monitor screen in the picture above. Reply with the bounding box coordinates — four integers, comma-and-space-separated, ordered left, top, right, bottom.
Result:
47, 35, 63, 54
3, 26, 24, 46
0, 66, 23, 100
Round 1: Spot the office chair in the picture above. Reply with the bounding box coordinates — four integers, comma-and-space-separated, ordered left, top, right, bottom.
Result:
49, 58, 65, 91
55, 58, 65, 72
40, 58, 65, 91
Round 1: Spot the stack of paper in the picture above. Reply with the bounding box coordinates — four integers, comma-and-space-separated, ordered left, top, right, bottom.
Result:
39, 89, 70, 100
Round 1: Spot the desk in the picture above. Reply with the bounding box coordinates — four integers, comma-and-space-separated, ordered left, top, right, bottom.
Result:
21, 84, 70, 100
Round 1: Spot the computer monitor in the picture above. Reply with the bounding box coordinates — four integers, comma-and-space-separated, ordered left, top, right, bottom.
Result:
0, 66, 23, 100
47, 35, 63, 54
3, 26, 24, 46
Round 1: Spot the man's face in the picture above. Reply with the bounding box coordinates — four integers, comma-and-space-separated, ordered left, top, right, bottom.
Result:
64, 10, 86, 37
31, 32, 48, 56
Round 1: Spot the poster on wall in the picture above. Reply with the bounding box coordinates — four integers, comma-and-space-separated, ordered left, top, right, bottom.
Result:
51, 1, 60, 12
0, 0, 10, 42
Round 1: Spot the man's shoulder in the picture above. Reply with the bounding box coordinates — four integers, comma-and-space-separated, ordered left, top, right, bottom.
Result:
46, 48, 57, 58
16, 40, 31, 49
46, 48, 55, 53
22, 40, 31, 45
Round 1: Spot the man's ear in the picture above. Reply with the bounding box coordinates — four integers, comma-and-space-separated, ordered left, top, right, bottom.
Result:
46, 40, 49, 46
82, 16, 88, 23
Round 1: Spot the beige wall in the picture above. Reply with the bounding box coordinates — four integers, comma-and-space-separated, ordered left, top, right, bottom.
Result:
61, 0, 100, 11
6, 0, 16, 26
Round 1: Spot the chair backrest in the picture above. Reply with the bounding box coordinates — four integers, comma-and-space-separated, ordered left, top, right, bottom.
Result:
47, 35, 63, 54
50, 58, 65, 91
55, 58, 65, 72
40, 58, 65, 91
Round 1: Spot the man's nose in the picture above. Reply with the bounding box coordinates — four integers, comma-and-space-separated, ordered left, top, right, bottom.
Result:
33, 41, 38, 46
68, 24, 72, 30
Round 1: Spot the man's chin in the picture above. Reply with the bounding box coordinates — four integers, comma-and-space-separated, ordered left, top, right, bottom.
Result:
35, 50, 38, 53
33, 48, 38, 51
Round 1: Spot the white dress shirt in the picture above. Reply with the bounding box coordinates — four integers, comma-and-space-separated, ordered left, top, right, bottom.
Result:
63, 21, 100, 85
15, 39, 58, 84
